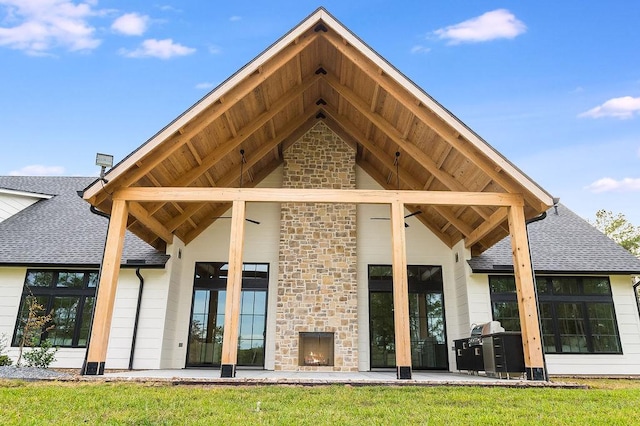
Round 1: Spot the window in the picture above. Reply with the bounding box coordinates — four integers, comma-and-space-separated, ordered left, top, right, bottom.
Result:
13, 270, 97, 348
489, 276, 622, 354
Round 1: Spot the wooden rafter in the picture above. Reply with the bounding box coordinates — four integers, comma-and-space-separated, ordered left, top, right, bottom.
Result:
88, 30, 321, 205
321, 30, 543, 207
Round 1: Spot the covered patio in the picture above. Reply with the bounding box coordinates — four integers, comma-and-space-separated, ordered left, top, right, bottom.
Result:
80, 8, 554, 380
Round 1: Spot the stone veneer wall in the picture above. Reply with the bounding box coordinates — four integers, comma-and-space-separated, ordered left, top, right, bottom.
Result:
275, 122, 358, 371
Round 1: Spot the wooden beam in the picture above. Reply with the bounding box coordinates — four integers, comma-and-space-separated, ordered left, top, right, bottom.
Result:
127, 201, 174, 244
390, 200, 412, 378
355, 158, 453, 246
181, 158, 283, 244
87, 31, 321, 204
170, 74, 321, 189
465, 207, 509, 249
322, 30, 539, 204
220, 200, 246, 377
84, 199, 128, 375
508, 205, 546, 380
114, 187, 525, 207
162, 113, 318, 235
322, 104, 491, 221
323, 75, 493, 216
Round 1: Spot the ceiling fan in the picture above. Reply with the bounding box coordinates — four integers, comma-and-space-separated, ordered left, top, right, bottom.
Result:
370, 210, 422, 228
213, 149, 261, 225
369, 151, 422, 227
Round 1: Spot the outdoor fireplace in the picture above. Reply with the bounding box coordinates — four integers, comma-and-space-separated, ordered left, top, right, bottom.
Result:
299, 332, 334, 366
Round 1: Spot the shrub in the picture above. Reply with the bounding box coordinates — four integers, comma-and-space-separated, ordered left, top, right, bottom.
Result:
0, 333, 12, 366
22, 339, 57, 369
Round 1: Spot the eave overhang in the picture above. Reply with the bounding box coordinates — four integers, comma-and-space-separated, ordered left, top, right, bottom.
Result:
82, 7, 554, 255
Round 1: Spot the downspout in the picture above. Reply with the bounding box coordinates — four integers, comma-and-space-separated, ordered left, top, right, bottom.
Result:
80, 202, 111, 375
633, 280, 640, 321
129, 267, 145, 370
524, 209, 549, 381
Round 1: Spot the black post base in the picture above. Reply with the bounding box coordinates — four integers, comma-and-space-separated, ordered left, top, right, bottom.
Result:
81, 361, 105, 376
397, 366, 412, 380
526, 367, 546, 381
221, 364, 236, 378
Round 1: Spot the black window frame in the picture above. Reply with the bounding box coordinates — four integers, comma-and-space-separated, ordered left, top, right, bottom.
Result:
12, 269, 98, 348
489, 275, 622, 355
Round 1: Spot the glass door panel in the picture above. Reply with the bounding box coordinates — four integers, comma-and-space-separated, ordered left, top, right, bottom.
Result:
188, 290, 224, 366
369, 292, 396, 368
369, 265, 448, 370
187, 289, 266, 367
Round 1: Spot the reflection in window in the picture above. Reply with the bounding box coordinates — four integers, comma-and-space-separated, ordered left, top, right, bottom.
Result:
490, 275, 621, 354
13, 270, 97, 348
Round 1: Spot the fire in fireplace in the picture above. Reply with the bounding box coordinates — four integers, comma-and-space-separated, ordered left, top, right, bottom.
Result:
299, 332, 334, 366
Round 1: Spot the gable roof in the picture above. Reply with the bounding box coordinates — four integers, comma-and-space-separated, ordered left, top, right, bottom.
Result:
469, 203, 640, 275
82, 7, 554, 254
0, 176, 168, 268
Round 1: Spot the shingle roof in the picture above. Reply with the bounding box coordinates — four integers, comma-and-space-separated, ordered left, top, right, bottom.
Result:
0, 176, 169, 267
469, 203, 640, 274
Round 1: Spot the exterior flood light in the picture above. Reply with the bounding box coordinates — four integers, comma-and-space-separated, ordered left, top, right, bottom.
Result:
96, 153, 114, 181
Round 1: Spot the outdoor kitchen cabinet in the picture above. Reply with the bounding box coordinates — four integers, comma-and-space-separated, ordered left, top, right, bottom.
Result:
482, 332, 525, 378
454, 338, 484, 372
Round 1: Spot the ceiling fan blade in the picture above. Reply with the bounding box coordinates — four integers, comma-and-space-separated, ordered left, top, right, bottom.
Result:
404, 210, 422, 219
213, 216, 260, 225
370, 217, 391, 220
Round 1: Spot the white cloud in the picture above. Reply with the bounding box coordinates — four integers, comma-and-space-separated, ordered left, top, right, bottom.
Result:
111, 12, 149, 36
433, 9, 526, 44
585, 177, 640, 193
410, 45, 430, 54
9, 165, 65, 176
157, 5, 182, 13
229, 16, 241, 22
0, 0, 102, 55
195, 82, 215, 90
579, 96, 640, 119
120, 38, 195, 59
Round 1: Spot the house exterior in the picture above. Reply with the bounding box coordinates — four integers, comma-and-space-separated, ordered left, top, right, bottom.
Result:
2, 8, 640, 379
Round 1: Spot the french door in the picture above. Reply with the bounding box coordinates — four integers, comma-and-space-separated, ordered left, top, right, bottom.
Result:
187, 262, 268, 367
369, 265, 448, 370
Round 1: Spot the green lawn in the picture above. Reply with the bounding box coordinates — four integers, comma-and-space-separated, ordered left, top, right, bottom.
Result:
0, 379, 638, 425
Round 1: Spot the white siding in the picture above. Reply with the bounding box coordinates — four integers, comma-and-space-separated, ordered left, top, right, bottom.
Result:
0, 192, 45, 223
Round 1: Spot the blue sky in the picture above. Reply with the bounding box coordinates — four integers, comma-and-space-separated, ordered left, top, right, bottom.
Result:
1, 1, 639, 226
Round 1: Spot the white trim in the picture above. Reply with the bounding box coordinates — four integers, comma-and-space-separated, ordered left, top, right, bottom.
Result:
0, 188, 52, 199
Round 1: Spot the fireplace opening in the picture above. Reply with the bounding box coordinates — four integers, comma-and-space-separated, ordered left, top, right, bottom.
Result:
299, 332, 334, 366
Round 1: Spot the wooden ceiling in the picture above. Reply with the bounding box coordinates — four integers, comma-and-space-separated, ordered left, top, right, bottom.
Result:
83, 8, 554, 256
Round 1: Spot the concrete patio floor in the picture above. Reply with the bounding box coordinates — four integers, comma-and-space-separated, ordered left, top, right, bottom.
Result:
97, 369, 575, 387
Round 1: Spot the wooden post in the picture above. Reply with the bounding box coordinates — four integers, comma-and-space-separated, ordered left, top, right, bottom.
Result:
508, 205, 546, 380
220, 200, 246, 377
390, 201, 412, 379
83, 199, 128, 375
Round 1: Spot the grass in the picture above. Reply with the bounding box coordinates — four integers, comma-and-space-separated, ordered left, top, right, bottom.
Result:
0, 379, 639, 425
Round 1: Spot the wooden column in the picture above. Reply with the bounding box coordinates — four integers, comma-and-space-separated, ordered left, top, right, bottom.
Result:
83, 199, 128, 375
508, 205, 546, 380
220, 200, 246, 377
390, 201, 412, 379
